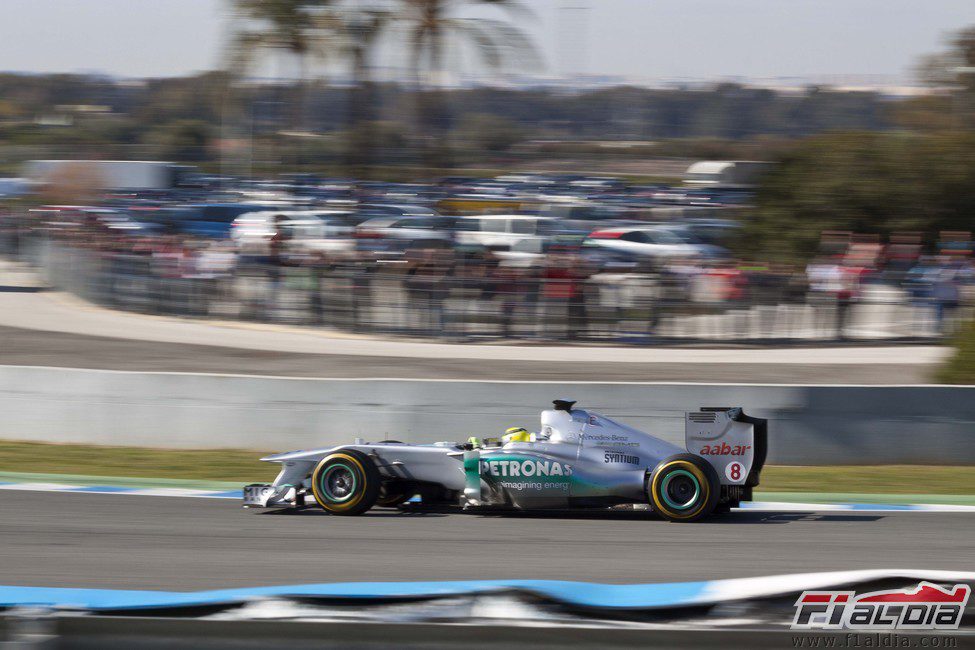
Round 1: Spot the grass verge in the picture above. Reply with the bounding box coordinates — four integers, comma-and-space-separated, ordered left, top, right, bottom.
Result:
1, 440, 973, 496
0, 440, 277, 483
757, 465, 975, 495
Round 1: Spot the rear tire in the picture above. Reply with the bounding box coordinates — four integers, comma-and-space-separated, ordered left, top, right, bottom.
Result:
647, 454, 720, 522
311, 450, 381, 516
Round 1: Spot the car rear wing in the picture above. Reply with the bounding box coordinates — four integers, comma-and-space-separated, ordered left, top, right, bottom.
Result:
685, 407, 767, 488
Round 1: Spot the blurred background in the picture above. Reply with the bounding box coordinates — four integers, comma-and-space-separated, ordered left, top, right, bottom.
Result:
0, 1, 973, 369
2, 3, 975, 646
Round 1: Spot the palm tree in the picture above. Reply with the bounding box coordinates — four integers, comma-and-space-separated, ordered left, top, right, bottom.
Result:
396, 0, 536, 87
336, 9, 390, 172
392, 0, 538, 167
302, 3, 391, 171
228, 0, 395, 174
227, 0, 333, 133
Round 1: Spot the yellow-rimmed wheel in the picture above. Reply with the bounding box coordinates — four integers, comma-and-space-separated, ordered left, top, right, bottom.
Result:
648, 454, 720, 522
311, 450, 381, 516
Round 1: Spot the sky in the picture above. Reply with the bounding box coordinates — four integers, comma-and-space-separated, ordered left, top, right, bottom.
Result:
1, 0, 974, 82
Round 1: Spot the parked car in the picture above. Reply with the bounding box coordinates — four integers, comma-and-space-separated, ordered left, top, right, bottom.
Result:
454, 215, 560, 251
490, 236, 574, 268
356, 203, 440, 220
584, 225, 727, 259
29, 206, 165, 235
231, 209, 358, 255
680, 218, 742, 247
178, 203, 292, 238
354, 215, 458, 252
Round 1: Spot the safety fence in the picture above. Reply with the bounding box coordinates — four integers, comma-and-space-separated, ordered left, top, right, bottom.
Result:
12, 236, 966, 343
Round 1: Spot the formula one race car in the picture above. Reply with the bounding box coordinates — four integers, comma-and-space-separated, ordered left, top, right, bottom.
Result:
243, 400, 767, 522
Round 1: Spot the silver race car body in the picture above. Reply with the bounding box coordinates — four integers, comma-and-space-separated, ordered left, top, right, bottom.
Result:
244, 400, 767, 522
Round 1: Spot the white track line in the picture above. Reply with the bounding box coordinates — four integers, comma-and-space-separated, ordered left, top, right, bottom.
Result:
1, 482, 971, 511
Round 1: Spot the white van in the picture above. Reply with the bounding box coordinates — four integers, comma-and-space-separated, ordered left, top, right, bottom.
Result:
231, 209, 357, 255
454, 214, 559, 251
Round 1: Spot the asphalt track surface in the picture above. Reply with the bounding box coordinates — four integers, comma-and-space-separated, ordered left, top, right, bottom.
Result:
0, 325, 937, 383
4, 491, 974, 590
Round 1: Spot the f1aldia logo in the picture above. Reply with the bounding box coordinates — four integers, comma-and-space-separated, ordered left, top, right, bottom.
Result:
792, 582, 971, 630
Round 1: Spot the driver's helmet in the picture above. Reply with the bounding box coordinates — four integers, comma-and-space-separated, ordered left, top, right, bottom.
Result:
502, 426, 531, 444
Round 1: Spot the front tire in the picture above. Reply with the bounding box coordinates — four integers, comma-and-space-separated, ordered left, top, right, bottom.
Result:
647, 454, 720, 522
311, 450, 381, 515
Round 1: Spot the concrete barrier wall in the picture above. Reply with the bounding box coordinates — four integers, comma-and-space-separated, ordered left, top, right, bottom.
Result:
1, 366, 973, 464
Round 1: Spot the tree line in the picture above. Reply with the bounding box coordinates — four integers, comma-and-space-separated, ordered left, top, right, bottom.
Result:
744, 27, 975, 262
0, 73, 894, 151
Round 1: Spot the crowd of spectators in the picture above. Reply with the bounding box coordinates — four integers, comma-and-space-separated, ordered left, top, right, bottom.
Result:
2, 209, 973, 342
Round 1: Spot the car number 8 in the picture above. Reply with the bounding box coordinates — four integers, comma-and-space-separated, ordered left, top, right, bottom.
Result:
725, 462, 743, 482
